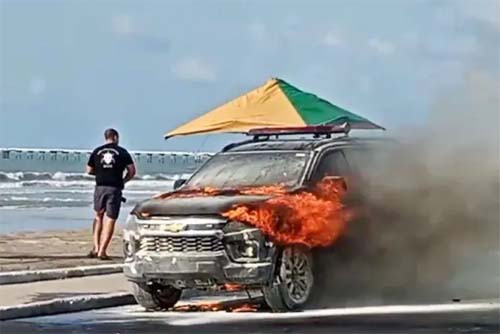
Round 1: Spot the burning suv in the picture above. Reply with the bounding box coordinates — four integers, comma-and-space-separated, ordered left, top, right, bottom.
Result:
123, 127, 378, 311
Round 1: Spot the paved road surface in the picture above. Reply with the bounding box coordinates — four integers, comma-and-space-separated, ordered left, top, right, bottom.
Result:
2, 300, 499, 334
0, 273, 128, 307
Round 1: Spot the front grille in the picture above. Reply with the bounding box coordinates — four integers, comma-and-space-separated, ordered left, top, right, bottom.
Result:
139, 235, 224, 253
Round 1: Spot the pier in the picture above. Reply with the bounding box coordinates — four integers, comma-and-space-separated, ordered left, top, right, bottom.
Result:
0, 148, 212, 175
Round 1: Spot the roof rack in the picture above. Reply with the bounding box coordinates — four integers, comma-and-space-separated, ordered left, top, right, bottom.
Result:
221, 137, 269, 152
247, 123, 350, 139
222, 124, 355, 152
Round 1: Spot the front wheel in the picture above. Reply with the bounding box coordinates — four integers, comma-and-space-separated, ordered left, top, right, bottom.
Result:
130, 282, 182, 311
263, 246, 314, 312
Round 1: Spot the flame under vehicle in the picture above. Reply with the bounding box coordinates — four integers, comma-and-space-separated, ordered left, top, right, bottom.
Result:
123, 126, 381, 312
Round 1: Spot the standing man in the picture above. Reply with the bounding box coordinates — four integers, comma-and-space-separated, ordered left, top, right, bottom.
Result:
86, 128, 136, 260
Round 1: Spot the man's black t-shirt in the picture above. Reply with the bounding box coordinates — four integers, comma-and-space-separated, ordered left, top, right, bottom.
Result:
87, 143, 134, 189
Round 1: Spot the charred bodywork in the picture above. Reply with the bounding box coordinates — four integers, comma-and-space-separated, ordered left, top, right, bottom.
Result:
123, 208, 276, 290
123, 136, 387, 311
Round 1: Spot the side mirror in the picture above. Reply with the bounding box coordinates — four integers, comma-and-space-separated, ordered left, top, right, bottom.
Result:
173, 179, 187, 190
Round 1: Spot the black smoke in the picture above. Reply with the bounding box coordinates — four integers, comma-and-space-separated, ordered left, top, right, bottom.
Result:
312, 71, 500, 307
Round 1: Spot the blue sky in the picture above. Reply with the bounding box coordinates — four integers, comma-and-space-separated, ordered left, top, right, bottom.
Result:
0, 0, 498, 151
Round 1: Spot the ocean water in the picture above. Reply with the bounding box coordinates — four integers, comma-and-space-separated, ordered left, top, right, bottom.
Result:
0, 149, 206, 233
0, 172, 186, 234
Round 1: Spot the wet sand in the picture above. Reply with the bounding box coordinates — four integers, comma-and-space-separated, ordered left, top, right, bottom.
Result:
0, 229, 123, 271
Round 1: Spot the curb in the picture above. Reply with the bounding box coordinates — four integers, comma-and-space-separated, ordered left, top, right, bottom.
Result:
0, 292, 262, 321
0, 292, 135, 321
0, 264, 124, 285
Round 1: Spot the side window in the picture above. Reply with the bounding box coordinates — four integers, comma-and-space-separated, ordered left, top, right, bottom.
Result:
312, 150, 350, 182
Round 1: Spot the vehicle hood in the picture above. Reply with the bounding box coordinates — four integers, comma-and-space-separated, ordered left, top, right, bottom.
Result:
132, 194, 271, 217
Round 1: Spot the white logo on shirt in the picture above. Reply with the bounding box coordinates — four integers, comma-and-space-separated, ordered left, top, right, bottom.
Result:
101, 152, 115, 168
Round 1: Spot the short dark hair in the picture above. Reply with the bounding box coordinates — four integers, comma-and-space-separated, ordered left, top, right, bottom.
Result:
104, 128, 119, 140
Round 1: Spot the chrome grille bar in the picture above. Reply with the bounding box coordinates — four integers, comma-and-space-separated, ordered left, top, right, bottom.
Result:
139, 235, 224, 253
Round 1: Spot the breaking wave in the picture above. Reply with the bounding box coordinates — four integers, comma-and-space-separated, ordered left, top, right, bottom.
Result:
0, 196, 89, 208
0, 171, 187, 183
0, 170, 187, 209
0, 171, 183, 209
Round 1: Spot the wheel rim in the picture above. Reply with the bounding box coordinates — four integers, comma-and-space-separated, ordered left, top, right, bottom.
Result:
282, 247, 313, 304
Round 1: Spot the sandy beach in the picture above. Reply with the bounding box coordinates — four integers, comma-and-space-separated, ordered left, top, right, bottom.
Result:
0, 229, 123, 272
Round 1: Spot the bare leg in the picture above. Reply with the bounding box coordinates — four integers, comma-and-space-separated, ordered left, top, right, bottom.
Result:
93, 211, 104, 254
98, 215, 116, 257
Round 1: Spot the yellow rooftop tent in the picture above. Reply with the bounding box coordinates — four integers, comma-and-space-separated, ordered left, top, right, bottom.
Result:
165, 78, 383, 139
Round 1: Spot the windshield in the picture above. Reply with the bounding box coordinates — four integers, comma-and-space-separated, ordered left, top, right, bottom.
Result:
185, 152, 310, 189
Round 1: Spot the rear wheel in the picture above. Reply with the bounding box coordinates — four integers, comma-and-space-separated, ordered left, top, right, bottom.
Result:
130, 282, 182, 311
263, 246, 314, 312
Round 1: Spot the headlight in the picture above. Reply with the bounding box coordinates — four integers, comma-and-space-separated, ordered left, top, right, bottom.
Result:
124, 214, 139, 233
123, 239, 135, 257
123, 214, 139, 258
223, 221, 250, 233
223, 221, 270, 263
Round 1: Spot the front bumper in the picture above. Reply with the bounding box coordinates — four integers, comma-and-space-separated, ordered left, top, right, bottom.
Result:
123, 251, 273, 288
122, 216, 275, 289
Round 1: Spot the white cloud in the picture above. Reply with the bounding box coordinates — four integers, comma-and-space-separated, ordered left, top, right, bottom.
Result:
111, 15, 137, 36
171, 57, 217, 82
28, 78, 46, 95
322, 31, 343, 47
368, 38, 396, 55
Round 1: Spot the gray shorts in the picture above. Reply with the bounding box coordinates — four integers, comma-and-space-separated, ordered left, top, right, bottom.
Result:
94, 186, 122, 219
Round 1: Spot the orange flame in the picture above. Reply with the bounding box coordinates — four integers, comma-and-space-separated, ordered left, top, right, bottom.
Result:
172, 302, 224, 312
222, 177, 353, 248
172, 301, 260, 312
154, 184, 287, 200
223, 283, 244, 292
154, 177, 353, 248
230, 303, 259, 312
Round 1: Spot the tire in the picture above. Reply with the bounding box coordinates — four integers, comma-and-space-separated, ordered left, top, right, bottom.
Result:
130, 282, 182, 311
263, 246, 314, 312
